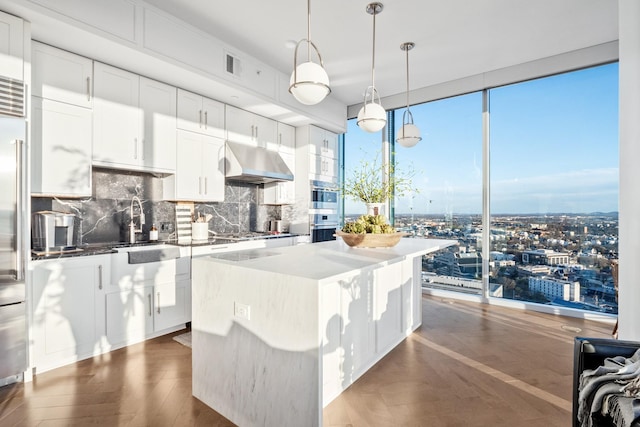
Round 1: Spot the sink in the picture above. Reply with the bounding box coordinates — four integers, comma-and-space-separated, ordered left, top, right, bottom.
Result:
112, 242, 168, 253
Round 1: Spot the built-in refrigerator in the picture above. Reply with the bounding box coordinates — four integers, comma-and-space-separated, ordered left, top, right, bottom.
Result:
0, 76, 27, 387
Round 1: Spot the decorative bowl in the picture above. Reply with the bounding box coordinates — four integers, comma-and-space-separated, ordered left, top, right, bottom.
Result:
335, 230, 409, 248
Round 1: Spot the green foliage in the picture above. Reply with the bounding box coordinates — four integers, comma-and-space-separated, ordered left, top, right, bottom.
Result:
342, 214, 396, 234
342, 151, 419, 203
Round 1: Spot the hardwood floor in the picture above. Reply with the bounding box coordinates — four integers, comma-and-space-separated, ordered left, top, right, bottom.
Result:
0, 295, 612, 426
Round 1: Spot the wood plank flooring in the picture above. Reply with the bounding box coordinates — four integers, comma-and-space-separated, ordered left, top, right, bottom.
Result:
0, 296, 612, 426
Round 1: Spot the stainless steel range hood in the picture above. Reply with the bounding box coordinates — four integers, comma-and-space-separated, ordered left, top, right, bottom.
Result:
225, 141, 294, 183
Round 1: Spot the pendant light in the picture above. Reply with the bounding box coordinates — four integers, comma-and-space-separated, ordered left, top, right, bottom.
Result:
289, 0, 331, 105
396, 42, 422, 147
357, 2, 386, 133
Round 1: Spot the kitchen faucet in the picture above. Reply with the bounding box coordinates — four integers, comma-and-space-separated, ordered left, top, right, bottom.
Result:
129, 196, 146, 243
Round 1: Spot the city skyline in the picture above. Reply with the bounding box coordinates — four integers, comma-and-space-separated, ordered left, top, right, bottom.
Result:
344, 63, 619, 215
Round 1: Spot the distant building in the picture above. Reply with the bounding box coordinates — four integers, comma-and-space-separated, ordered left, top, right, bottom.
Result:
522, 249, 569, 266
529, 276, 580, 302
518, 265, 551, 276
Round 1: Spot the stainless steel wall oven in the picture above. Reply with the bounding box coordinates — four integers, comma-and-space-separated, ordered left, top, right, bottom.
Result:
309, 180, 338, 242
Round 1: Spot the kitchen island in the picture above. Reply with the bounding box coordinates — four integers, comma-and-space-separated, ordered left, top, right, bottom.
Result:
191, 238, 456, 427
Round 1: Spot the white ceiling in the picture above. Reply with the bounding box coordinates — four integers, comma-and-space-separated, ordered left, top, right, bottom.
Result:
144, 0, 618, 108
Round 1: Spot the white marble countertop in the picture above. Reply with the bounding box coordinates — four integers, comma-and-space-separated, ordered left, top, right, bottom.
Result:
196, 238, 457, 283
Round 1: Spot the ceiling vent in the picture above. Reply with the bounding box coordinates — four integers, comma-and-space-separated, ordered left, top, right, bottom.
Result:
225, 52, 241, 78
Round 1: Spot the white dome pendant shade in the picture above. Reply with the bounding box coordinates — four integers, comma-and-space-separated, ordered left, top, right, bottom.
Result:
357, 86, 387, 132
396, 42, 421, 147
289, 56, 330, 106
396, 110, 422, 147
357, 3, 386, 133
288, 0, 330, 105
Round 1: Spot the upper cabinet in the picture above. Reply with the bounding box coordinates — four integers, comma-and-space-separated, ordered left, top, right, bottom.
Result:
262, 122, 296, 205
0, 11, 25, 81
268, 122, 295, 154
225, 105, 277, 149
308, 126, 338, 160
296, 125, 339, 184
176, 89, 225, 139
31, 42, 93, 197
139, 77, 178, 172
32, 41, 93, 108
93, 62, 176, 174
163, 130, 225, 202
31, 97, 92, 197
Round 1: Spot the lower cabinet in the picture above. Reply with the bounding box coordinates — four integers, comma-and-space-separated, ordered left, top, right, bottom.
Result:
154, 279, 191, 331
321, 259, 412, 405
105, 286, 153, 345
30, 255, 110, 373
105, 280, 191, 346
30, 250, 192, 373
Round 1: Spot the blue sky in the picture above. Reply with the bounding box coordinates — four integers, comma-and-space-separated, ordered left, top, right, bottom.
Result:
344, 62, 619, 215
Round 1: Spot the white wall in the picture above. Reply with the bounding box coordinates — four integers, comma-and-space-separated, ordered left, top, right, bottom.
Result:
618, 0, 640, 342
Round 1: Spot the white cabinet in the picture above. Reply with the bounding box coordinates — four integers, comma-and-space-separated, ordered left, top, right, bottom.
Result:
226, 105, 277, 148
262, 123, 296, 205
92, 62, 140, 168
177, 89, 225, 138
0, 11, 25, 81
31, 98, 92, 197
32, 41, 93, 108
309, 125, 338, 159
30, 255, 110, 373
320, 257, 415, 405
106, 247, 191, 346
296, 125, 339, 184
268, 122, 296, 154
262, 152, 295, 204
163, 130, 225, 201
309, 154, 338, 183
154, 279, 191, 331
106, 285, 153, 345
106, 281, 189, 344
139, 77, 177, 172
93, 62, 176, 173
31, 43, 93, 197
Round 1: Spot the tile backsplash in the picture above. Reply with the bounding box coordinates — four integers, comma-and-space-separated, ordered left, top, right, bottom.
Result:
30, 168, 284, 246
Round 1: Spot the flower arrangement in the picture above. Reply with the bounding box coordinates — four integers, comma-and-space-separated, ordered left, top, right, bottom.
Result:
342, 151, 418, 204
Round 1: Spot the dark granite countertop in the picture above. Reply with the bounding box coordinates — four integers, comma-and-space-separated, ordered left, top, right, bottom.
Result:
31, 233, 305, 261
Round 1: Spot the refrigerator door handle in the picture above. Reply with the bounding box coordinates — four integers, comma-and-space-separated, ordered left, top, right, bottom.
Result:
15, 139, 25, 282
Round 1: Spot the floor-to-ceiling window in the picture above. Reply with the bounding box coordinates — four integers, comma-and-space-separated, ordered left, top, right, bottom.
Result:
342, 62, 619, 315
392, 93, 484, 293
489, 63, 619, 313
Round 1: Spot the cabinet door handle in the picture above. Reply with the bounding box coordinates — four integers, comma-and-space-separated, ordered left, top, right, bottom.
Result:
251, 125, 254, 139
199, 110, 203, 127
98, 265, 103, 290
86, 77, 91, 101
148, 294, 152, 317
199, 176, 203, 195
157, 292, 161, 314
255, 126, 259, 141
204, 111, 208, 129
134, 138, 138, 159
278, 133, 282, 148
204, 177, 208, 195
141, 138, 144, 161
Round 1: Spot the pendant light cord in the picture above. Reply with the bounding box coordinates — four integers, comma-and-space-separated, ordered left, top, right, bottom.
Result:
405, 47, 410, 110
371, 8, 377, 89
307, 0, 311, 62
